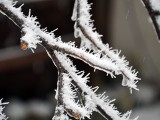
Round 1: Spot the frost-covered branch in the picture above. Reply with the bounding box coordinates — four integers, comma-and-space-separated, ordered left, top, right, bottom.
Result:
0, 99, 8, 120
0, 0, 140, 91
72, 0, 140, 93
44, 47, 67, 120
54, 52, 138, 120
45, 46, 82, 120
141, 0, 160, 40
0, 0, 140, 120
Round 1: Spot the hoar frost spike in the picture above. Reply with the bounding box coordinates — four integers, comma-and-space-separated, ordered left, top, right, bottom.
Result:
0, 99, 8, 120
0, 0, 140, 120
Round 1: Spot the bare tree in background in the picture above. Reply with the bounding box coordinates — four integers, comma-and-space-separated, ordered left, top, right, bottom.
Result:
0, 0, 142, 120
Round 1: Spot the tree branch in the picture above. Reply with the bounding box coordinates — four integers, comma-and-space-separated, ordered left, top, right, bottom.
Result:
0, 3, 23, 27
141, 0, 160, 40
0, 1, 140, 91
72, 0, 140, 92
0, 0, 140, 120
54, 52, 139, 120
44, 43, 113, 120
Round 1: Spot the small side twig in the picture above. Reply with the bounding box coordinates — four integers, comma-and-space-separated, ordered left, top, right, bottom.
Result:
72, 0, 140, 92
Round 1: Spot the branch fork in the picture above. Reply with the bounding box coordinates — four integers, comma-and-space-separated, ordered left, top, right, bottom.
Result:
0, 0, 141, 120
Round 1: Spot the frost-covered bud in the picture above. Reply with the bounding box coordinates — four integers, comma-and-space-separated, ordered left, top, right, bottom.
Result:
20, 27, 41, 50
21, 41, 28, 50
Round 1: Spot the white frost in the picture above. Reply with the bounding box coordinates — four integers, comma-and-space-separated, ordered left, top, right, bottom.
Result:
149, 0, 160, 12
0, 99, 8, 120
55, 52, 138, 120
0, 0, 140, 119
0, 0, 140, 91
62, 73, 90, 118
52, 106, 70, 120
21, 27, 41, 49
71, 0, 140, 92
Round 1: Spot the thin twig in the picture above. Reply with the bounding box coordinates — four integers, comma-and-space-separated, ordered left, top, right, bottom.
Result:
0, 4, 23, 27
74, 0, 140, 88
141, 0, 160, 39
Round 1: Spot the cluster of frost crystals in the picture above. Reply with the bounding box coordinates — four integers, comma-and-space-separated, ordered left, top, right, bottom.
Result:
62, 73, 91, 119
84, 94, 96, 115
21, 27, 41, 50
0, 0, 140, 92
0, 0, 12, 8
72, 0, 102, 49
0, 0, 25, 27
0, 100, 8, 120
1, 0, 132, 83
71, 0, 140, 92
149, 0, 160, 11
0, 0, 41, 50
53, 106, 70, 120
0, 0, 141, 119
0, 0, 58, 50
55, 52, 139, 120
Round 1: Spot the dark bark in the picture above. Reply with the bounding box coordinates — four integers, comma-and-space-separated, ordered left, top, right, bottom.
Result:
142, 0, 160, 40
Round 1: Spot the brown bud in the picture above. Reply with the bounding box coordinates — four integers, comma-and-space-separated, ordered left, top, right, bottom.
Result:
21, 41, 28, 50
65, 108, 81, 119
71, 112, 81, 119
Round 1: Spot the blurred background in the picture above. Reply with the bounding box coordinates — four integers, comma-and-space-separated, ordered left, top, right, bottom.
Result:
0, 0, 160, 120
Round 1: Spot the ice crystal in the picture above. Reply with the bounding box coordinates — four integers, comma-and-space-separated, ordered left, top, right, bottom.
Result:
0, 0, 141, 119
0, 99, 8, 120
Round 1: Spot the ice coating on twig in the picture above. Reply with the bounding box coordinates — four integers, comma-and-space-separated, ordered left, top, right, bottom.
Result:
0, 99, 8, 120
149, 0, 160, 12
55, 51, 138, 120
0, 0, 141, 119
71, 0, 140, 92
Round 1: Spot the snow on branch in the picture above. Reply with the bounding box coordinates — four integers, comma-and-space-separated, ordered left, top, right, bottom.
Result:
0, 99, 8, 120
141, 0, 160, 40
61, 73, 90, 119
0, 0, 140, 120
53, 106, 70, 120
0, 0, 140, 91
71, 0, 140, 93
55, 51, 138, 120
